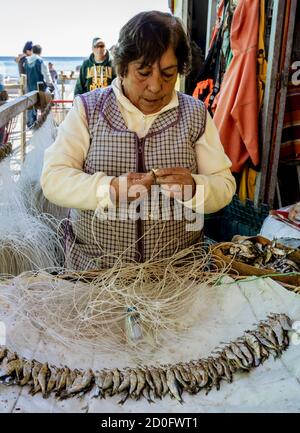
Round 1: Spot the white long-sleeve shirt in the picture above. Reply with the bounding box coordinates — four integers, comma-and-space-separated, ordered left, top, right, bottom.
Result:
41, 78, 236, 214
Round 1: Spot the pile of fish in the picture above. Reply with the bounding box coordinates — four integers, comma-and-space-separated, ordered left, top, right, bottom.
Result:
0, 313, 293, 404
227, 238, 300, 273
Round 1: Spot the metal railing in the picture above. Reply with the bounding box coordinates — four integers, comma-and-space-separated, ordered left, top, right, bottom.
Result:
0, 78, 45, 162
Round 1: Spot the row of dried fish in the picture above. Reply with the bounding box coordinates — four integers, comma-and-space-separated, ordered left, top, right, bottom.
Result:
0, 313, 292, 404
227, 239, 299, 273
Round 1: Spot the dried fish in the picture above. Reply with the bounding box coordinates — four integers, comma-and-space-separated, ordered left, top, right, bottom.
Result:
128, 369, 138, 396
118, 390, 130, 405
92, 370, 104, 398
20, 360, 33, 386
0, 313, 292, 404
243, 332, 262, 365
269, 313, 292, 331
38, 362, 49, 397
158, 368, 169, 397
0, 358, 23, 384
102, 369, 114, 398
60, 368, 94, 399
229, 342, 251, 368
117, 369, 131, 393
205, 359, 221, 392
135, 368, 146, 398
234, 340, 254, 367
55, 367, 70, 396
172, 366, 190, 392
67, 369, 79, 389
216, 357, 232, 383
46, 365, 59, 396
111, 368, 121, 396
226, 239, 300, 272
149, 366, 163, 398
166, 368, 183, 403
141, 384, 154, 404
223, 346, 248, 371
30, 361, 42, 395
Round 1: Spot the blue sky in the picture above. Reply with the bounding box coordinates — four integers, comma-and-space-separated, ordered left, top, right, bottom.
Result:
1, 0, 170, 56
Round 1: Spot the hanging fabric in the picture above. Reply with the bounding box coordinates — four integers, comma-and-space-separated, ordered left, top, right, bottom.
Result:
192, 78, 214, 107
213, 0, 260, 173
239, 0, 268, 201
238, 164, 258, 201
209, 0, 226, 49
192, 0, 228, 115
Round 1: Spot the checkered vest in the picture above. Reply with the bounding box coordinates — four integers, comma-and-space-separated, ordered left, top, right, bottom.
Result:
65, 87, 206, 270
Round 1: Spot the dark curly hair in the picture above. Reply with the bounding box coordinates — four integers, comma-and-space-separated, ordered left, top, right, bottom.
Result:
113, 11, 191, 77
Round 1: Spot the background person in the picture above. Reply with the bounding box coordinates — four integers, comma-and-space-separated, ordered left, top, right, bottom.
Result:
15, 41, 33, 76
48, 62, 60, 99
48, 62, 58, 83
41, 11, 236, 270
0, 74, 9, 145
74, 37, 115, 95
25, 44, 54, 127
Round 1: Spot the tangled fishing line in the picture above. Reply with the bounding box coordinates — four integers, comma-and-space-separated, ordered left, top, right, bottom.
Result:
0, 112, 67, 275
0, 244, 230, 359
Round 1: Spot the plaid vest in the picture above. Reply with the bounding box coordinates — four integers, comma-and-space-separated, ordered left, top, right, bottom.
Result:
65, 87, 206, 270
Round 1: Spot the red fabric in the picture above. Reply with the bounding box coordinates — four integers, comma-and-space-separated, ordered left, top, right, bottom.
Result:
192, 79, 214, 108
213, 0, 259, 173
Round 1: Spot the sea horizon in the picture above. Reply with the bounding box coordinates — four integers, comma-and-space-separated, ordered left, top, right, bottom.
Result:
0, 56, 86, 78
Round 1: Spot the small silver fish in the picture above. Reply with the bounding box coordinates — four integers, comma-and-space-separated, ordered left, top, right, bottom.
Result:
111, 368, 121, 396
37, 362, 49, 397
20, 360, 33, 386
149, 367, 163, 398
60, 368, 94, 398
129, 369, 138, 396
135, 368, 146, 398
166, 368, 183, 403
118, 369, 131, 393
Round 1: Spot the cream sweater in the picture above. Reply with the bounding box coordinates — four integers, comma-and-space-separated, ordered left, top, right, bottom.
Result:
41, 78, 236, 214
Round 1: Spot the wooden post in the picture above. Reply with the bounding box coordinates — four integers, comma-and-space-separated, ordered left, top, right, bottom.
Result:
255, 0, 286, 206
20, 74, 27, 163
205, 0, 217, 56
61, 72, 65, 101
265, 0, 297, 207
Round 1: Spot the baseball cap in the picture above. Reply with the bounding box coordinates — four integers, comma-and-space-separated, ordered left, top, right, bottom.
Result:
92, 37, 105, 48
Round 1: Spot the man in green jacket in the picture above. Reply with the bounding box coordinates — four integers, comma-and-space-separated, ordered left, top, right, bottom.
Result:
74, 37, 115, 95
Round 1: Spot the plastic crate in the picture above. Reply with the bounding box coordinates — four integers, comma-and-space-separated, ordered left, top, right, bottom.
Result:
204, 195, 270, 242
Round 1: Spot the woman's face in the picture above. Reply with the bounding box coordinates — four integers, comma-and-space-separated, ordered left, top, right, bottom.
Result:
121, 46, 178, 115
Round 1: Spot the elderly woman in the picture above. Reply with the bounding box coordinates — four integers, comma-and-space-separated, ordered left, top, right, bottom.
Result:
41, 11, 236, 270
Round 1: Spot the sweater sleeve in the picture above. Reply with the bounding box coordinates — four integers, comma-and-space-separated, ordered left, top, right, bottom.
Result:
40, 97, 115, 210
178, 112, 236, 214
74, 64, 86, 96
41, 61, 53, 86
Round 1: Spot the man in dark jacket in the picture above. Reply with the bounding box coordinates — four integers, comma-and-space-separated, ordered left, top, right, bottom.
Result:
24, 44, 54, 127
74, 37, 115, 95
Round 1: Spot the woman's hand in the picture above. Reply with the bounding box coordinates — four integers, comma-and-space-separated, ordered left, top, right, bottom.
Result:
154, 167, 196, 200
110, 172, 155, 204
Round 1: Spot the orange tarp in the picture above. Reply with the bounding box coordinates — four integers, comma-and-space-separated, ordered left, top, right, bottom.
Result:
213, 0, 260, 173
